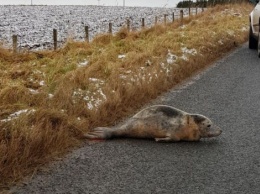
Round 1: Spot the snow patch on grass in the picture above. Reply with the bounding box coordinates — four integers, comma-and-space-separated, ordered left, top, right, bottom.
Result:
78, 59, 89, 67
118, 54, 126, 59
1, 109, 36, 122
166, 50, 178, 64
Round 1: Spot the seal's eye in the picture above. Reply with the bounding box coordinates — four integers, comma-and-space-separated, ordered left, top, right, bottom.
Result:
207, 124, 211, 128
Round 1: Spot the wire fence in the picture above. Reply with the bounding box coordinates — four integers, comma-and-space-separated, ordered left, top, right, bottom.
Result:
11, 7, 204, 53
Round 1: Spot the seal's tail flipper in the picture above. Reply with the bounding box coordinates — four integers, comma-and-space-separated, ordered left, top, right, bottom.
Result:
84, 127, 112, 140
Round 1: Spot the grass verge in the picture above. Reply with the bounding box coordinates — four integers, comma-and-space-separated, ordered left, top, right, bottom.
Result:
0, 3, 253, 190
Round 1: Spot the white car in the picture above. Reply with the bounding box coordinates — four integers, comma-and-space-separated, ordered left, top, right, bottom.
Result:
249, 0, 260, 56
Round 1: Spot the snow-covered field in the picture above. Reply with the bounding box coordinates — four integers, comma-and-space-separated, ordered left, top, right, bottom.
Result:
0, 5, 194, 50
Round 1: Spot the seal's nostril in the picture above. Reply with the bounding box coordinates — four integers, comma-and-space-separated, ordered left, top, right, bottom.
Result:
207, 125, 211, 128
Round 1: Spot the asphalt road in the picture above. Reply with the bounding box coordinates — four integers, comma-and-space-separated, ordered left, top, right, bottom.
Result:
13, 43, 260, 194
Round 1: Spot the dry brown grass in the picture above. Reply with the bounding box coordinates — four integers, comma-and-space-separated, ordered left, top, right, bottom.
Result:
0, 3, 253, 190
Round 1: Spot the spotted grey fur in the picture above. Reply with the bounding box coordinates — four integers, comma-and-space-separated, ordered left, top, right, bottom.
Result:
85, 105, 222, 142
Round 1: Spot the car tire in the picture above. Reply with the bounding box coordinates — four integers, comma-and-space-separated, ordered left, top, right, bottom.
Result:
249, 25, 258, 49
258, 33, 260, 58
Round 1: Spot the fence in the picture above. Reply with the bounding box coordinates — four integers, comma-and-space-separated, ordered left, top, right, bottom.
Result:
11, 7, 203, 53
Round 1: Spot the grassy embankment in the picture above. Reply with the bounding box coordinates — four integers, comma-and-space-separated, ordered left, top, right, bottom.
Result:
0, 3, 253, 190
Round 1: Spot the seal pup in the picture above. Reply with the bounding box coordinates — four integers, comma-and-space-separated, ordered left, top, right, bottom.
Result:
84, 105, 222, 142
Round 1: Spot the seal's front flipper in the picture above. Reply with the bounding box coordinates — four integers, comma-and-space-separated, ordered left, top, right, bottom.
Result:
155, 137, 171, 142
155, 135, 180, 142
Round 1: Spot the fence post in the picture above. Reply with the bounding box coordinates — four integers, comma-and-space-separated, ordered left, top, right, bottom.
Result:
180, 10, 183, 26
85, 26, 89, 42
189, 7, 191, 16
126, 19, 130, 32
172, 12, 175, 23
12, 35, 17, 54
196, 7, 198, 15
155, 16, 158, 25
109, 22, 112, 34
164, 14, 167, 25
53, 29, 57, 50
141, 18, 145, 28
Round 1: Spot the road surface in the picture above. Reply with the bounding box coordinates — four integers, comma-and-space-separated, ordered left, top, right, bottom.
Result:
13, 44, 260, 194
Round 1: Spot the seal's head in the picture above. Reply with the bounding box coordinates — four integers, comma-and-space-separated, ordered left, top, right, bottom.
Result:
191, 114, 222, 138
